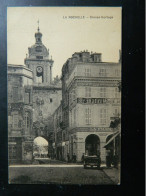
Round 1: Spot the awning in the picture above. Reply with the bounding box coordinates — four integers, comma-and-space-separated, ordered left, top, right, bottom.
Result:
103, 131, 121, 148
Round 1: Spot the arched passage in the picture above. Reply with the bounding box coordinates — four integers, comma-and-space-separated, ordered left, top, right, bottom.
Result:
85, 134, 100, 156
33, 136, 48, 158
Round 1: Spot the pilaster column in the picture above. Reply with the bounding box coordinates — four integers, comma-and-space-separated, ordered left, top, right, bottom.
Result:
100, 141, 106, 163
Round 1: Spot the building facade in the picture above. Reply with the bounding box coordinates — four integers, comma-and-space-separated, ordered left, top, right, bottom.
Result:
54, 51, 121, 163
8, 27, 62, 163
52, 103, 64, 160
8, 64, 34, 163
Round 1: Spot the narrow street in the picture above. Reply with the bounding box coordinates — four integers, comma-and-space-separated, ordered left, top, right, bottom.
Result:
9, 160, 119, 184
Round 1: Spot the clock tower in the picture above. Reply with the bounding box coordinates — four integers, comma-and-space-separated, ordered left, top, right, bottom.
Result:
24, 25, 53, 84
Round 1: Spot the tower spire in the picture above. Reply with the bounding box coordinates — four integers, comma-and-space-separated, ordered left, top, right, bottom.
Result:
37, 20, 40, 32
35, 20, 42, 43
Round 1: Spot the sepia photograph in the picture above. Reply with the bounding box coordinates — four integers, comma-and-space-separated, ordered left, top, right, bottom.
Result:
7, 7, 121, 184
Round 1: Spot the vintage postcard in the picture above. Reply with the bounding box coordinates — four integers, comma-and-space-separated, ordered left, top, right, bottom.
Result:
7, 7, 121, 184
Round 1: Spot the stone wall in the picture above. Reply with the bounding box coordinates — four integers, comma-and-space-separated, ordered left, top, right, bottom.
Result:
32, 87, 62, 122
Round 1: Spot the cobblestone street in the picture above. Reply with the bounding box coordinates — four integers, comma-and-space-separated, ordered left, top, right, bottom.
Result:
9, 160, 120, 184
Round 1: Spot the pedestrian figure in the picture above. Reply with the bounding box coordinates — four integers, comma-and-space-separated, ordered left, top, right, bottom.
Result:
67, 153, 70, 163
73, 153, 76, 163
97, 152, 101, 169
113, 152, 119, 168
81, 153, 85, 163
54, 154, 56, 159
106, 149, 111, 168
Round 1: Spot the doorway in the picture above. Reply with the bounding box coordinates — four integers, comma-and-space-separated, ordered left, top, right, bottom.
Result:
85, 134, 100, 156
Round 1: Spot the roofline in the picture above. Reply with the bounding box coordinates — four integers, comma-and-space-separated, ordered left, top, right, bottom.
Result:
8, 64, 33, 72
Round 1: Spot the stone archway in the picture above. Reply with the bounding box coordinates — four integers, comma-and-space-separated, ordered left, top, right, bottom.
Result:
85, 134, 100, 156
33, 136, 49, 158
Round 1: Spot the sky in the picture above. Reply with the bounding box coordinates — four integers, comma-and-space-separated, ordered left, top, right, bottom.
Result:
7, 7, 121, 78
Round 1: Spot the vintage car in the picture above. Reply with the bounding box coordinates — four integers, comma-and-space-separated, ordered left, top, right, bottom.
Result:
83, 155, 101, 169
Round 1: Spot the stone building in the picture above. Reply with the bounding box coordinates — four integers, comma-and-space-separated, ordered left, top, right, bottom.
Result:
54, 51, 121, 163
8, 64, 34, 163
52, 103, 64, 160
8, 27, 62, 163
24, 26, 62, 123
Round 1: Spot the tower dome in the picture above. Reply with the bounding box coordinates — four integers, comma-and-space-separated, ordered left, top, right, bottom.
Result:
35, 26, 42, 44
27, 24, 49, 59
24, 21, 54, 85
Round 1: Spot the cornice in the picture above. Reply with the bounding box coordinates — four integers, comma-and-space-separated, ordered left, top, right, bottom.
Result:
67, 77, 121, 90
68, 127, 114, 134
8, 64, 33, 72
8, 72, 33, 80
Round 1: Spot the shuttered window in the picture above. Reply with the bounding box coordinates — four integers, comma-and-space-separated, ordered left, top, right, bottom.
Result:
100, 108, 107, 125
99, 69, 106, 76
25, 112, 31, 129
85, 68, 91, 76
85, 87, 91, 97
115, 87, 119, 98
85, 108, 91, 125
100, 87, 106, 98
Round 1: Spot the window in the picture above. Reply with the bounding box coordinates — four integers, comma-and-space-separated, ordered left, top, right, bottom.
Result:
63, 133, 65, 141
37, 38, 41, 42
8, 116, 12, 126
9, 145, 16, 159
70, 110, 72, 127
85, 108, 91, 125
64, 112, 67, 127
115, 69, 120, 77
115, 108, 118, 115
115, 87, 119, 98
69, 92, 72, 104
72, 89, 76, 101
73, 109, 76, 125
36, 46, 42, 52
13, 87, 18, 102
25, 92, 31, 104
114, 108, 120, 117
100, 108, 107, 125
85, 68, 91, 76
36, 56, 43, 59
100, 87, 106, 98
99, 69, 106, 76
25, 112, 30, 129
85, 87, 91, 97
50, 98, 53, 103
13, 114, 18, 128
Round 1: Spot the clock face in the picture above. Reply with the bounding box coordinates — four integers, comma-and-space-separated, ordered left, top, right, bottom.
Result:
37, 66, 43, 73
